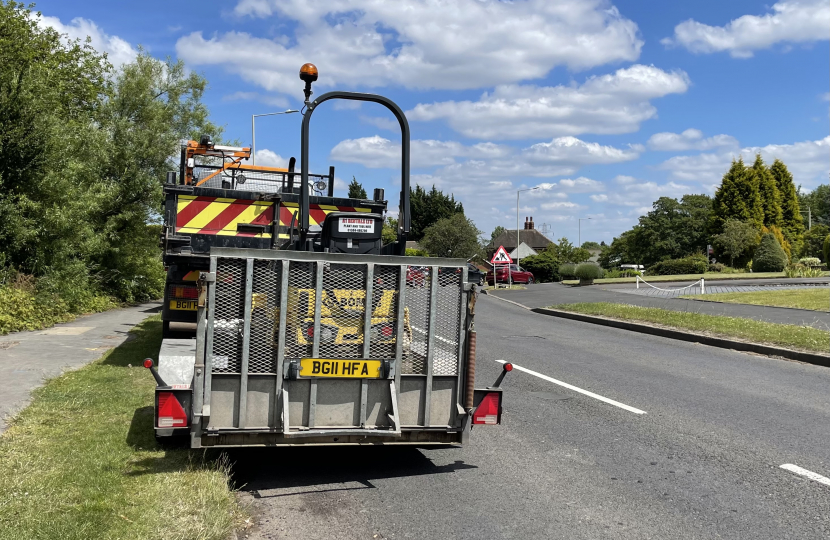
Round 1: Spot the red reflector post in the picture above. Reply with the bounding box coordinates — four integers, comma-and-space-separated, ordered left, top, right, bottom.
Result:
473, 392, 502, 425
157, 392, 188, 428
503, 363, 513, 372
143, 358, 154, 369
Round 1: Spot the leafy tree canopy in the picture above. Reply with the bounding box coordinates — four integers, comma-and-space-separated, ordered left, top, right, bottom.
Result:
347, 177, 367, 199
420, 213, 481, 259
409, 184, 464, 241
710, 158, 764, 235
713, 220, 759, 268
490, 226, 506, 243
581, 241, 601, 250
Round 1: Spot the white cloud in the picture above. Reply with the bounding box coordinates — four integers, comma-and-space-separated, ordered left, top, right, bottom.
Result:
658, 136, 830, 187
524, 136, 642, 164
330, 135, 640, 178
359, 116, 399, 132
254, 149, 289, 168
647, 129, 738, 151
177, 0, 642, 94
223, 91, 290, 108
38, 16, 137, 68
662, 0, 830, 58
407, 64, 690, 140
591, 194, 608, 202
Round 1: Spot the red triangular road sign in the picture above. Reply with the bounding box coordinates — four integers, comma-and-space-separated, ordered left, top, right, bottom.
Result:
491, 245, 513, 264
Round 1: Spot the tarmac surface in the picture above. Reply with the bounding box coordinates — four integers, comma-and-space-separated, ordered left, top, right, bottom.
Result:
0, 301, 161, 432
487, 279, 830, 330
233, 294, 830, 539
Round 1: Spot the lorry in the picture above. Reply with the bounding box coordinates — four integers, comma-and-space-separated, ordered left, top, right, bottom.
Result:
145, 63, 510, 448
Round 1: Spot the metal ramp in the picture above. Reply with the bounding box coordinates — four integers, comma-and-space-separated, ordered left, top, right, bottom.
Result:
192, 248, 469, 445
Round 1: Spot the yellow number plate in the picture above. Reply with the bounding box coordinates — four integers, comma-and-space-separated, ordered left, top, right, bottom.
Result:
299, 358, 382, 378
169, 300, 198, 311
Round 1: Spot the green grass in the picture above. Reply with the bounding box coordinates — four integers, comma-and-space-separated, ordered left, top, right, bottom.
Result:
682, 288, 830, 312
592, 272, 794, 284
0, 315, 242, 540
550, 302, 830, 354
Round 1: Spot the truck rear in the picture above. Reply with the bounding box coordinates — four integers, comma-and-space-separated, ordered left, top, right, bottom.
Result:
146, 63, 508, 447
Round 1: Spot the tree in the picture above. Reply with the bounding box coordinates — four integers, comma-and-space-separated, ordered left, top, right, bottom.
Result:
348, 177, 367, 199
409, 184, 464, 240
555, 238, 591, 263
800, 224, 830, 259
752, 154, 782, 228
490, 226, 506, 244
382, 217, 398, 245
713, 220, 759, 267
798, 183, 829, 227
420, 213, 481, 259
753, 233, 788, 272
710, 159, 764, 235
823, 234, 830, 264
770, 159, 805, 241
581, 241, 601, 250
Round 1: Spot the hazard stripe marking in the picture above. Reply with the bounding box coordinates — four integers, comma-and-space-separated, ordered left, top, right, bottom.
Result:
200, 200, 254, 233
176, 196, 216, 227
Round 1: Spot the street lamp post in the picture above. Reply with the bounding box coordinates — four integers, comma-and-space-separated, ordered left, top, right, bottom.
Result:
516, 187, 540, 285
578, 217, 591, 247
800, 207, 812, 230
251, 109, 299, 165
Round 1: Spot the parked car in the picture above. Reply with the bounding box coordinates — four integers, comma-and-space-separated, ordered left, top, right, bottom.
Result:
436, 263, 485, 286
486, 264, 534, 285
406, 265, 429, 287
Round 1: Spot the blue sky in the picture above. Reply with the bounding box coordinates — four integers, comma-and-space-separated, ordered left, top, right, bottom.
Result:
36, 0, 829, 244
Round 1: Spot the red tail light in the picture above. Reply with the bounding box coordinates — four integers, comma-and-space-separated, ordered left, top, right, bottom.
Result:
473, 392, 502, 425
157, 392, 188, 428
173, 286, 198, 299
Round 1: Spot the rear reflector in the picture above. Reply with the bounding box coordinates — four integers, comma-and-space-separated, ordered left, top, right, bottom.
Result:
157, 392, 188, 428
173, 286, 198, 299
473, 392, 502, 425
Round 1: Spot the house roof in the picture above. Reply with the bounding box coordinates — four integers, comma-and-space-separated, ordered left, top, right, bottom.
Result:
489, 229, 552, 252
509, 242, 538, 259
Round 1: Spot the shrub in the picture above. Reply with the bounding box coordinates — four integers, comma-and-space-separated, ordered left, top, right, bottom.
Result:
798, 257, 821, 267
823, 234, 830, 264
574, 263, 604, 281
405, 248, 429, 257
784, 264, 824, 278
604, 269, 641, 278
558, 263, 577, 278
753, 233, 788, 272
646, 255, 708, 276
521, 251, 562, 282
707, 263, 725, 273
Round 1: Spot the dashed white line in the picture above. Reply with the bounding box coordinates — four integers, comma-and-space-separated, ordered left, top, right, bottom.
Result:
780, 464, 830, 487
495, 360, 646, 415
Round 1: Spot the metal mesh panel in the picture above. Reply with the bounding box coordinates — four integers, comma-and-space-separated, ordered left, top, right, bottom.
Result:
194, 166, 286, 193
433, 270, 462, 376
369, 266, 400, 359
212, 259, 246, 373
249, 260, 281, 374
285, 261, 316, 359
402, 266, 430, 374
319, 263, 368, 359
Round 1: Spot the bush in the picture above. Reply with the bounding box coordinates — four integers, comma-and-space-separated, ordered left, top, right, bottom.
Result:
558, 263, 577, 278
604, 269, 641, 278
707, 263, 725, 273
646, 255, 708, 276
784, 263, 824, 278
823, 235, 830, 264
521, 251, 561, 282
798, 257, 821, 267
753, 233, 788, 272
405, 248, 429, 257
574, 263, 604, 281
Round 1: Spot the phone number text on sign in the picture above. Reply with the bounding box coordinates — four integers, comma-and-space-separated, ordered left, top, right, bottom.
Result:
338, 217, 375, 234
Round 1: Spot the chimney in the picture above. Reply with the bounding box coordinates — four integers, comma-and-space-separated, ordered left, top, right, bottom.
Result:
528, 216, 535, 230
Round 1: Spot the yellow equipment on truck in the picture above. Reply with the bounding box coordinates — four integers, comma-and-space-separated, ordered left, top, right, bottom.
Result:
144, 64, 510, 448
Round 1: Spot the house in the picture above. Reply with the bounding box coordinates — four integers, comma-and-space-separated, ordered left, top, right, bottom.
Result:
488, 217, 553, 260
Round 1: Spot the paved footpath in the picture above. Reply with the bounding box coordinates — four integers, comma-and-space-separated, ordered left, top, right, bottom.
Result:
488, 281, 830, 330
0, 301, 161, 433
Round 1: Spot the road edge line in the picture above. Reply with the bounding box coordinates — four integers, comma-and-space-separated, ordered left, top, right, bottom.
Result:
530, 307, 830, 368
780, 464, 830, 487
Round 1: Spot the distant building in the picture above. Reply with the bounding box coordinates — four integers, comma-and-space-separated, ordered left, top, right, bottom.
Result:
488, 216, 553, 259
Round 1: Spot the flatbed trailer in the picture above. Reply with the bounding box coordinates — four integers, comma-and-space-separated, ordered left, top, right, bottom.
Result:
145, 63, 508, 448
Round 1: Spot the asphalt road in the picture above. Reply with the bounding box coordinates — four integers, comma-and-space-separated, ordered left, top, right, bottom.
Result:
232, 294, 830, 539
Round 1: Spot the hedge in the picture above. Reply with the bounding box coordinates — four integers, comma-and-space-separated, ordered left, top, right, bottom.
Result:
646, 255, 708, 276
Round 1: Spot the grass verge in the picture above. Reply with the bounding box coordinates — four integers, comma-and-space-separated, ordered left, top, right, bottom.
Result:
0, 315, 241, 540
682, 288, 830, 312
591, 272, 794, 284
550, 302, 830, 354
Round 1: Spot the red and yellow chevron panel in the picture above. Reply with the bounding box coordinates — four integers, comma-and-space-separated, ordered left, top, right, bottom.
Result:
175, 197, 372, 239
176, 195, 275, 237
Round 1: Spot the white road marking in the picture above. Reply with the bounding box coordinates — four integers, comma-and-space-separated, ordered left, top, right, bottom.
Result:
495, 360, 647, 415
780, 464, 830, 487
